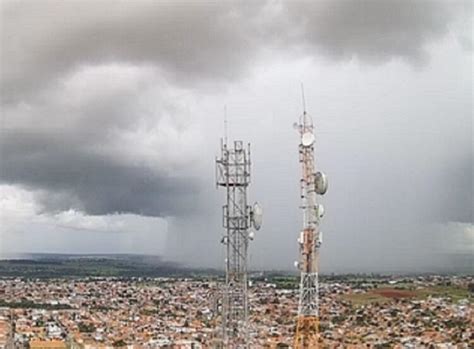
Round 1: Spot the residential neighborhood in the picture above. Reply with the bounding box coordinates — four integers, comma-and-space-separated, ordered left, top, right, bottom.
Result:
0, 275, 472, 348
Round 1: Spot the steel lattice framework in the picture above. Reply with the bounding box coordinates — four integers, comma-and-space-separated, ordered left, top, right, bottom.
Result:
216, 140, 252, 348
294, 110, 327, 348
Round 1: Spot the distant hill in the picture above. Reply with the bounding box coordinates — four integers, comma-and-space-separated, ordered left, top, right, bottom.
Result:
0, 253, 222, 278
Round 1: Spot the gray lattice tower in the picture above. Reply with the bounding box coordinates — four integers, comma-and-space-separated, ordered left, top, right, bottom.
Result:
216, 139, 252, 348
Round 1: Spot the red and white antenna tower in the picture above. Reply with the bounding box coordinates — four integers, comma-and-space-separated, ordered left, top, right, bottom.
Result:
294, 86, 328, 348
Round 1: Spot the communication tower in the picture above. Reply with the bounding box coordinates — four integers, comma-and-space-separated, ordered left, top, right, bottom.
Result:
216, 139, 262, 348
293, 96, 328, 348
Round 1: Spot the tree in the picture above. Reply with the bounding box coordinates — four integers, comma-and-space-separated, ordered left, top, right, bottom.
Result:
78, 322, 95, 333
113, 340, 127, 347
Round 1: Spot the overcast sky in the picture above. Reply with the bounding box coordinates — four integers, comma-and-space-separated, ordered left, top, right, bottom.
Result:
0, 0, 472, 273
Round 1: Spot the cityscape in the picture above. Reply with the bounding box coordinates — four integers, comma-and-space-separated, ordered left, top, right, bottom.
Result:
1, 0, 473, 348
0, 274, 472, 348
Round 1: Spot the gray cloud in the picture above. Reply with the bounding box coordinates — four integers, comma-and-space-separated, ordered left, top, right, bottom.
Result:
0, 0, 472, 271
0, 133, 198, 216
1, 0, 470, 102
280, 0, 471, 64
1, 64, 206, 217
1, 0, 264, 101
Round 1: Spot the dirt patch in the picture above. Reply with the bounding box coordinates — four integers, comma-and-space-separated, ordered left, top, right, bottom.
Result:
373, 288, 417, 299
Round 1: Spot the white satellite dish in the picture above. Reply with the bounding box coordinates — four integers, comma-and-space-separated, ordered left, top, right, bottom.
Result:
314, 171, 328, 195
315, 204, 325, 219
248, 231, 255, 241
316, 231, 322, 248
294, 261, 300, 269
301, 132, 315, 147
299, 231, 305, 244
251, 202, 263, 230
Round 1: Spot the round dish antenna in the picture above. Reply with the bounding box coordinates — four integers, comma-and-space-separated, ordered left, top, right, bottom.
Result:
314, 171, 328, 195
301, 132, 315, 147
315, 204, 325, 219
251, 202, 263, 230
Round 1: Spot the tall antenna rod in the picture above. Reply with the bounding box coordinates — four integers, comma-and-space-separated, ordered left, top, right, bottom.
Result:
301, 83, 307, 114
224, 105, 228, 145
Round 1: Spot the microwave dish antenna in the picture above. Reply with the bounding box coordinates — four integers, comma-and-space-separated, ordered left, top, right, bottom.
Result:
251, 202, 263, 231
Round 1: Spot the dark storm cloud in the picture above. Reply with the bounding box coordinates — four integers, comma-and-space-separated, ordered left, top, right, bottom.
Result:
0, 0, 470, 222
0, 0, 264, 101
0, 63, 205, 217
2, 0, 470, 101
280, 0, 471, 64
0, 130, 198, 216
0, 1, 472, 273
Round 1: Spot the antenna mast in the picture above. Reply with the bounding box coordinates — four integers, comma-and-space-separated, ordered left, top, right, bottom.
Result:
224, 105, 228, 145
293, 91, 328, 348
301, 83, 306, 114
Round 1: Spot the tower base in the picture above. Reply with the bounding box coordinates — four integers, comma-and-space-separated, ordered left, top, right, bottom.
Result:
294, 316, 319, 349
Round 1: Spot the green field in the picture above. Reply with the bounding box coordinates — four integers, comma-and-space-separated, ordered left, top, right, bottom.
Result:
416, 285, 472, 302
342, 292, 389, 305
342, 284, 472, 306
